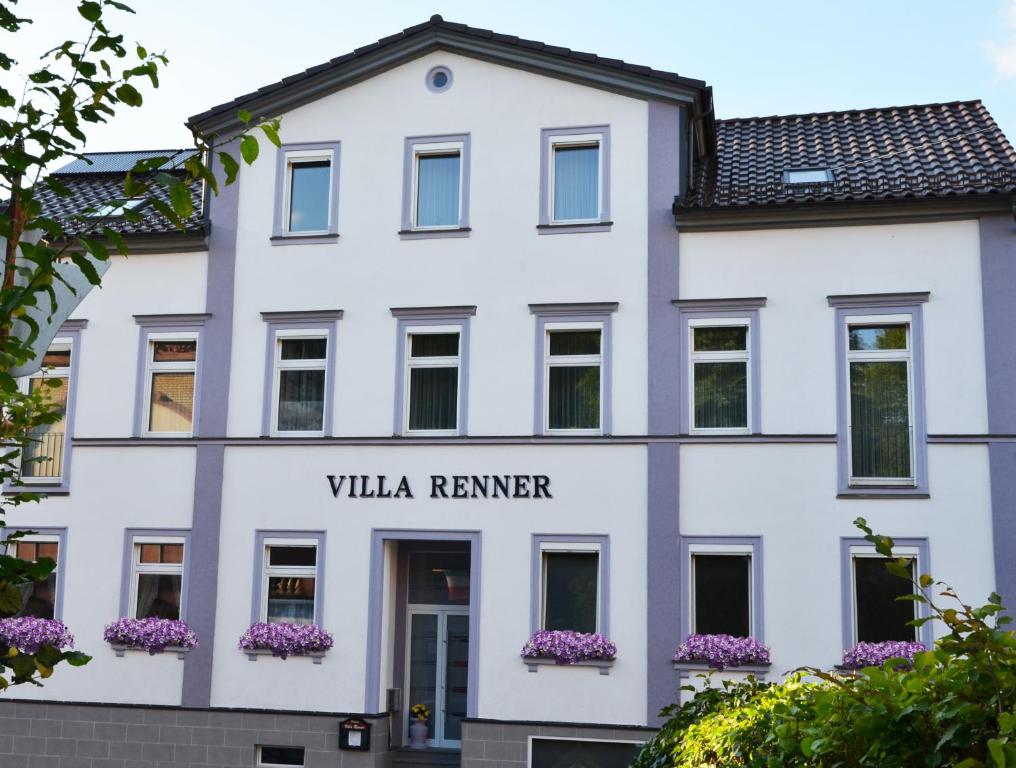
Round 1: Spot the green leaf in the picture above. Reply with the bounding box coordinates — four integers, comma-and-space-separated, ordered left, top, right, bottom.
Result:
218, 152, 240, 185
260, 122, 281, 148
0, 582, 22, 615
114, 83, 142, 107
63, 651, 91, 667
77, 1, 102, 22
989, 739, 1006, 767
168, 181, 193, 219
237, 109, 252, 124
239, 135, 259, 165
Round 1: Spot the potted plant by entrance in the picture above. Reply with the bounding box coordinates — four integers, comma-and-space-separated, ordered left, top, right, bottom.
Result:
408, 703, 430, 750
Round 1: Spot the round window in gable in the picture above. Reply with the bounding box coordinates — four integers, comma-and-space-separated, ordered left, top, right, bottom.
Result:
426, 66, 453, 93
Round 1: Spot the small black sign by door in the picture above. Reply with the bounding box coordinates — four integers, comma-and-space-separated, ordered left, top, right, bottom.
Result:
338, 718, 371, 751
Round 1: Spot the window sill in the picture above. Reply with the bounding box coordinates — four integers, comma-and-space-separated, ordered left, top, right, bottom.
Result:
270, 233, 340, 246
838, 487, 929, 499
244, 648, 327, 664
4, 481, 69, 495
536, 222, 613, 235
523, 657, 613, 675
673, 661, 771, 674
109, 644, 190, 660
398, 227, 471, 240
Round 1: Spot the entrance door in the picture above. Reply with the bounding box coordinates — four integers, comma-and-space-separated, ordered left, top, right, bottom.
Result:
403, 547, 470, 749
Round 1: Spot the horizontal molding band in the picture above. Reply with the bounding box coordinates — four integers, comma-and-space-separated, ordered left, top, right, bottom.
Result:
462, 716, 655, 731
0, 697, 390, 719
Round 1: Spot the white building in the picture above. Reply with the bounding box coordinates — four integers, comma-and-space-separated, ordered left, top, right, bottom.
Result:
1, 15, 1014, 768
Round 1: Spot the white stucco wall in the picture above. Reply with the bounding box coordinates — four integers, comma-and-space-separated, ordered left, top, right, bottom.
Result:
226, 50, 650, 438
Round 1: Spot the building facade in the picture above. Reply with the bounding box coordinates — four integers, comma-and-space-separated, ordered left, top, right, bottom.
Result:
1, 15, 1014, 768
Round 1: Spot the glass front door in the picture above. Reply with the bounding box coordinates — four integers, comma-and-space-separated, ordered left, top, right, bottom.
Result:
406, 607, 469, 748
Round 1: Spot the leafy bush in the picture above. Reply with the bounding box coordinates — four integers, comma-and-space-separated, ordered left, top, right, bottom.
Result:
635, 518, 1016, 768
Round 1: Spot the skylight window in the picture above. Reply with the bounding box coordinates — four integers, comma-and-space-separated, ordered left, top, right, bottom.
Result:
85, 198, 146, 218
784, 168, 833, 184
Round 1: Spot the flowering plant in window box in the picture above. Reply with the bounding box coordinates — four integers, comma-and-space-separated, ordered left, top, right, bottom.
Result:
521, 630, 617, 665
238, 622, 333, 661
672, 634, 771, 670
841, 640, 925, 671
0, 617, 74, 654
103, 618, 198, 657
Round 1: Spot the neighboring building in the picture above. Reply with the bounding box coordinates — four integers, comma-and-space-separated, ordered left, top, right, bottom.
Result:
1, 14, 1014, 768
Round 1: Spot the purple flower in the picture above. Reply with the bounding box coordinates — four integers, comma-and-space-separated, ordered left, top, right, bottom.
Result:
841, 640, 925, 670
0, 617, 74, 654
103, 618, 198, 654
520, 630, 617, 664
238, 622, 333, 659
672, 634, 771, 670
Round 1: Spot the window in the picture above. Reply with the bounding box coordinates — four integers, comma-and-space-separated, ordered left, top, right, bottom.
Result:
271, 142, 340, 241
273, 335, 327, 435
529, 738, 641, 768
681, 537, 763, 644
425, 65, 453, 93
539, 126, 611, 230
846, 320, 914, 483
257, 746, 305, 767
405, 330, 460, 434
129, 538, 185, 620
688, 319, 751, 433
20, 341, 72, 481
143, 335, 197, 436
261, 539, 319, 625
783, 168, 833, 184
535, 538, 607, 635
841, 538, 930, 649
544, 326, 602, 433
401, 135, 471, 237
7, 536, 60, 619
830, 294, 928, 495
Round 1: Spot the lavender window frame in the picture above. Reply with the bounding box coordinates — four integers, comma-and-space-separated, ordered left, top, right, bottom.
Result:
530, 302, 617, 435
840, 536, 933, 649
391, 306, 475, 436
530, 533, 611, 637
675, 298, 765, 435
6, 320, 86, 495
679, 536, 764, 643
400, 133, 471, 239
118, 528, 192, 621
133, 314, 210, 438
0, 527, 67, 620
828, 292, 929, 497
537, 125, 612, 234
260, 310, 343, 437
250, 530, 327, 626
270, 141, 341, 244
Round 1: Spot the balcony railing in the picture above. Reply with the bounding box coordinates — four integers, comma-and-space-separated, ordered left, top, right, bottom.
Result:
20, 430, 64, 480
850, 424, 913, 482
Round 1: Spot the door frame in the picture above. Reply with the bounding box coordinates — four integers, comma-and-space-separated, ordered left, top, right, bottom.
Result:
404, 604, 470, 749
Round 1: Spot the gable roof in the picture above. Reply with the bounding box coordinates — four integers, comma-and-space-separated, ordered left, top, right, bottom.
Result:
188, 15, 712, 139
677, 100, 1016, 211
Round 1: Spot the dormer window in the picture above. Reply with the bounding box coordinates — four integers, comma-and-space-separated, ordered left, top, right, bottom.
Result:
85, 198, 146, 218
783, 168, 833, 184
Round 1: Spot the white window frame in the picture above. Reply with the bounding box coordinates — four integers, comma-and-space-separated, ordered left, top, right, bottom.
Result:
260, 538, 319, 624
128, 535, 186, 620
688, 543, 755, 636
548, 133, 603, 225
543, 321, 603, 436
844, 313, 916, 486
142, 331, 199, 438
282, 148, 335, 236
403, 325, 462, 437
687, 316, 752, 435
849, 544, 920, 644
256, 745, 305, 768
270, 329, 328, 437
410, 140, 464, 231
19, 336, 72, 483
539, 540, 602, 633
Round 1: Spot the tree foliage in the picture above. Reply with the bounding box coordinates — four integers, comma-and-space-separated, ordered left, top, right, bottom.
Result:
635, 518, 1016, 767
0, 0, 277, 687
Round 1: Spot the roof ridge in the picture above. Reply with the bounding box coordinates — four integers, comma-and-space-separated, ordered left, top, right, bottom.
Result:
75, 148, 192, 157
718, 99, 984, 125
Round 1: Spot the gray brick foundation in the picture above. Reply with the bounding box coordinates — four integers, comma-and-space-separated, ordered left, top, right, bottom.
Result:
460, 719, 655, 768
0, 701, 392, 768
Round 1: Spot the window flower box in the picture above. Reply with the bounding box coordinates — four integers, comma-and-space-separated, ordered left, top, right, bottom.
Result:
840, 640, 925, 671
0, 617, 74, 653
520, 630, 616, 674
672, 634, 771, 671
103, 618, 197, 657
238, 622, 333, 661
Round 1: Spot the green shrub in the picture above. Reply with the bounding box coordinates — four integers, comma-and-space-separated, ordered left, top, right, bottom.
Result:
635, 518, 1016, 768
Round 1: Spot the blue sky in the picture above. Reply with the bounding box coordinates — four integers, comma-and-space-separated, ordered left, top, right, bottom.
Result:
8, 0, 1016, 153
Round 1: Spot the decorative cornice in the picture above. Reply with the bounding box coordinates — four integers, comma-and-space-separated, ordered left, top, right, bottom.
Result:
260, 310, 344, 322
673, 297, 767, 310
133, 313, 212, 326
826, 291, 930, 308
528, 302, 619, 316
390, 305, 477, 319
